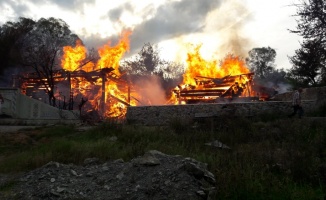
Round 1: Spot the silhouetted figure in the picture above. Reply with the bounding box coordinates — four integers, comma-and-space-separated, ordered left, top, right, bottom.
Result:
288, 88, 304, 119
78, 97, 88, 116
0, 93, 4, 115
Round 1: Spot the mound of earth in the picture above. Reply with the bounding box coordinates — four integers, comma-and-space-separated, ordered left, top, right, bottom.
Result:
1, 150, 217, 200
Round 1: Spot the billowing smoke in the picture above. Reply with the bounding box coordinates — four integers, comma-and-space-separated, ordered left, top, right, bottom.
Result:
133, 75, 167, 106
214, 0, 253, 57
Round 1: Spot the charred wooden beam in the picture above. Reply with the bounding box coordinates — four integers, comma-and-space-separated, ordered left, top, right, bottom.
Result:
180, 93, 223, 97
110, 94, 131, 107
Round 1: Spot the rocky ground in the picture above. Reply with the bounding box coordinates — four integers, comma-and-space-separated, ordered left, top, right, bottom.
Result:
0, 150, 217, 200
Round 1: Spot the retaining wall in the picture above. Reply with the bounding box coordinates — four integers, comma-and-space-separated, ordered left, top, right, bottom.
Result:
126, 100, 316, 126
0, 88, 80, 125
126, 86, 326, 126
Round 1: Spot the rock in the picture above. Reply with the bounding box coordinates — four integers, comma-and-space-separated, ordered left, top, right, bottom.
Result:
205, 140, 231, 149
83, 157, 100, 165
131, 153, 161, 166
6, 150, 216, 200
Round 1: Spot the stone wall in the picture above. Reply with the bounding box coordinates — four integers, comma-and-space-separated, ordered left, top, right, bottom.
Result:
126, 100, 316, 126
126, 86, 326, 126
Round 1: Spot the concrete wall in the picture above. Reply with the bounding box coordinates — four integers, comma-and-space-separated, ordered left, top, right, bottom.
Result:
0, 88, 80, 125
126, 100, 316, 126
126, 86, 326, 126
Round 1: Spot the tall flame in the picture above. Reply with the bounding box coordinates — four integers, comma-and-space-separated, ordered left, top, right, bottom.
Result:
61, 30, 136, 118
183, 44, 249, 86
96, 30, 131, 73
62, 40, 88, 71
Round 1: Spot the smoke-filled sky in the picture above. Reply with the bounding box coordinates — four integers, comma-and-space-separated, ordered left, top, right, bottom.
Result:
0, 0, 302, 69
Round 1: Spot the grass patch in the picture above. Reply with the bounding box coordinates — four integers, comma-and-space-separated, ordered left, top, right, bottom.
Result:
0, 111, 325, 199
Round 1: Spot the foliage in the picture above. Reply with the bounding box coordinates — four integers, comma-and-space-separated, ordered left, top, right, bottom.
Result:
246, 47, 276, 79
288, 0, 326, 86
0, 17, 36, 79
120, 43, 184, 95
17, 17, 80, 106
290, 0, 326, 43
288, 39, 325, 86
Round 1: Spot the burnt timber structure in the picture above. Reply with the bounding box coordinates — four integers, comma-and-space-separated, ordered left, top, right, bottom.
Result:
173, 73, 264, 104
12, 68, 131, 114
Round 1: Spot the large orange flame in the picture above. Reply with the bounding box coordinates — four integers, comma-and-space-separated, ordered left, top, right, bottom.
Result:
170, 44, 252, 104
96, 30, 131, 73
62, 40, 88, 71
183, 44, 249, 86
61, 30, 136, 118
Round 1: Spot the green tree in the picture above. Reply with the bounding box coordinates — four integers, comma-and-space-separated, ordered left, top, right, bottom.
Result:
246, 47, 276, 79
120, 43, 184, 96
288, 0, 326, 85
121, 43, 163, 76
0, 17, 36, 77
287, 39, 325, 86
290, 0, 326, 43
19, 17, 80, 106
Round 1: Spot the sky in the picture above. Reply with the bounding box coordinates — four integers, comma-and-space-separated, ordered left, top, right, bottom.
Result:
0, 0, 302, 70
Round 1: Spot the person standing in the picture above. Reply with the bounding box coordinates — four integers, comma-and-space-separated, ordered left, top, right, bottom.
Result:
288, 88, 304, 118
0, 93, 4, 115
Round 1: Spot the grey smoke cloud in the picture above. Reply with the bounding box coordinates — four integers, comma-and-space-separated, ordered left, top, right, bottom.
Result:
107, 2, 133, 20
129, 0, 222, 55
81, 0, 222, 56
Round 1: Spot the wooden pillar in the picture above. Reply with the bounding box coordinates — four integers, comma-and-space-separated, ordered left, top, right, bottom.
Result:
68, 72, 73, 110
128, 85, 130, 104
101, 73, 106, 114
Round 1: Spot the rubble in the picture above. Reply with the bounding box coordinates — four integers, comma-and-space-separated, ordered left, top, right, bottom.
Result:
1, 150, 217, 200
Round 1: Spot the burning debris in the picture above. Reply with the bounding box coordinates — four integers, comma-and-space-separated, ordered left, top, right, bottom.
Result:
171, 48, 277, 104
173, 73, 256, 104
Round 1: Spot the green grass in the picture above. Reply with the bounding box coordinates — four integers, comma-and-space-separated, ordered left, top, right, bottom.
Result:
0, 112, 325, 199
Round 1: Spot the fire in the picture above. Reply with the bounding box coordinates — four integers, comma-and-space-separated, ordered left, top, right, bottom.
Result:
61, 40, 93, 71
61, 30, 137, 118
96, 30, 131, 73
172, 44, 253, 104
183, 44, 249, 86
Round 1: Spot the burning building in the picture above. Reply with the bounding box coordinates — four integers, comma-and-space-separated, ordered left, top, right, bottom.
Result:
11, 31, 277, 120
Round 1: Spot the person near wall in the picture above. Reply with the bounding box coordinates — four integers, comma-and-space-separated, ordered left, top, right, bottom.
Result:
288, 87, 304, 119
0, 93, 4, 115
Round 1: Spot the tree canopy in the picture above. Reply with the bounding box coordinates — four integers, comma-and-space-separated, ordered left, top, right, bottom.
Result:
18, 17, 80, 106
120, 43, 184, 95
288, 0, 326, 86
0, 17, 36, 77
288, 39, 325, 86
246, 47, 276, 79
0, 17, 81, 105
290, 0, 326, 43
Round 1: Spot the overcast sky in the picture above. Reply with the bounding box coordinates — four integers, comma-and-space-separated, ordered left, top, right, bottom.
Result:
0, 0, 302, 69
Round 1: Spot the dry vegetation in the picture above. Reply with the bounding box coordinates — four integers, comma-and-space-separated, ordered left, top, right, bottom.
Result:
0, 105, 326, 199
